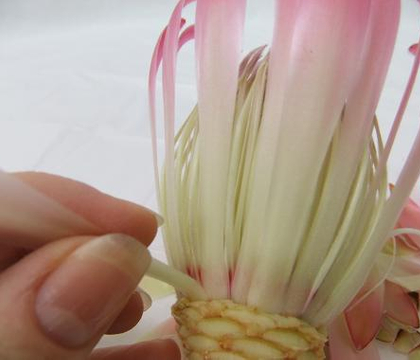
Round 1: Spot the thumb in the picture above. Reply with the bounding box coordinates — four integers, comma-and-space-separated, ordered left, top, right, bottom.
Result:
0, 234, 150, 360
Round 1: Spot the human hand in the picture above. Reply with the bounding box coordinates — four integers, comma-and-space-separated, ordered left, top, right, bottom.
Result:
0, 172, 180, 360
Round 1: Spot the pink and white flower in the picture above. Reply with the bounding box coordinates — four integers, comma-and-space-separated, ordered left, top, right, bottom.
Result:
149, 0, 420, 358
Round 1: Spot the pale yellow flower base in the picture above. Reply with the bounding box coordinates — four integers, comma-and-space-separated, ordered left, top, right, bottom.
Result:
172, 298, 327, 360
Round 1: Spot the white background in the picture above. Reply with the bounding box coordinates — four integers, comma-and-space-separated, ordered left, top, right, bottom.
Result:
1, 1, 420, 359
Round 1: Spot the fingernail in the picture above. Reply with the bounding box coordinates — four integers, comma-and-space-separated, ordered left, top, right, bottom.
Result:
137, 288, 152, 311
151, 211, 164, 227
142, 207, 164, 227
35, 234, 151, 348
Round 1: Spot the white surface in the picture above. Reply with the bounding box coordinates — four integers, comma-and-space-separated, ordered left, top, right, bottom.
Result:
1, 1, 420, 358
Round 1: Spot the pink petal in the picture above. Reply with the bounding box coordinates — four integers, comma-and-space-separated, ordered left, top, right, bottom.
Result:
162, 0, 189, 172
332, 0, 400, 183
149, 18, 190, 192
385, 281, 419, 328
240, 0, 375, 313
268, 0, 401, 317
344, 275, 384, 350
178, 25, 195, 50
194, 0, 246, 298
344, 293, 384, 350
149, 25, 168, 199
149, 0, 194, 271
328, 315, 381, 360
375, 25, 420, 188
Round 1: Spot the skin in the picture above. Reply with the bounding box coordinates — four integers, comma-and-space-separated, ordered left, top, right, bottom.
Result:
0, 172, 180, 360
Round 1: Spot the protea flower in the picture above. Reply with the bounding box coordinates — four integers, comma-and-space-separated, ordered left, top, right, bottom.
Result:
147, 0, 420, 359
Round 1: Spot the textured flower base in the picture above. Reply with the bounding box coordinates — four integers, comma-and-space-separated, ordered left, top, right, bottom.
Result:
172, 298, 327, 360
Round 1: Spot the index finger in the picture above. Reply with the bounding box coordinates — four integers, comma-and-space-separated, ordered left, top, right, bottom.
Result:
0, 171, 159, 249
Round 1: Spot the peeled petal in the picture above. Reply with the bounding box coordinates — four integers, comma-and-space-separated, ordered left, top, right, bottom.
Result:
328, 315, 380, 360
385, 281, 419, 328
